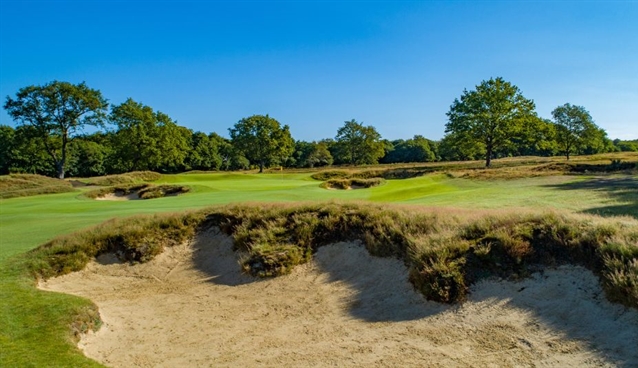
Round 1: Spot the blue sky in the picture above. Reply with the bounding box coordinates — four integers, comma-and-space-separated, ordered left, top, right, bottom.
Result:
1, 1, 637, 141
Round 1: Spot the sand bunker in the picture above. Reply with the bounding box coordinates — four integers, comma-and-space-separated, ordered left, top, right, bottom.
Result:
94, 192, 140, 201
40, 229, 638, 367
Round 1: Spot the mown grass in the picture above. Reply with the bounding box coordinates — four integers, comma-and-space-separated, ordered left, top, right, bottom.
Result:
0, 174, 76, 199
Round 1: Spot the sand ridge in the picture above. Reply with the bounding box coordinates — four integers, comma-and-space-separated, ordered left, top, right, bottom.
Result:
40, 228, 638, 367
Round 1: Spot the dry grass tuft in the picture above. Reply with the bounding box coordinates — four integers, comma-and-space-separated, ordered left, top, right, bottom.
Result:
84, 183, 189, 200
83, 171, 162, 186
28, 203, 638, 309
321, 178, 385, 190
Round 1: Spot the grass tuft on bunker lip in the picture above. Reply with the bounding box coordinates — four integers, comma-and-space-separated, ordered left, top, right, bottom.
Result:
81, 171, 162, 186
84, 183, 190, 200
321, 178, 385, 190
28, 203, 638, 309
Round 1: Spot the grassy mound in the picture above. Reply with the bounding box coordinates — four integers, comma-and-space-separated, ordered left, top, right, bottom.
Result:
321, 178, 385, 190
0, 174, 76, 199
28, 203, 638, 309
83, 171, 162, 186
85, 183, 190, 200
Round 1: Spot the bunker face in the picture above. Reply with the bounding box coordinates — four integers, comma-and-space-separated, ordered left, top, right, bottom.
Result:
94, 192, 140, 201
41, 229, 638, 367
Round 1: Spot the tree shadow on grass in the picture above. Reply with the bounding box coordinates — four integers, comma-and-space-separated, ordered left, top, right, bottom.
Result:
544, 176, 638, 218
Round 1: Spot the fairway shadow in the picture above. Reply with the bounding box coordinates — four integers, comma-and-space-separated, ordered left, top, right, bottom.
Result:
544, 176, 638, 218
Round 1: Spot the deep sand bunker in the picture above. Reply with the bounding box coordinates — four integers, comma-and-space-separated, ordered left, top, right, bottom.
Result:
41, 229, 638, 367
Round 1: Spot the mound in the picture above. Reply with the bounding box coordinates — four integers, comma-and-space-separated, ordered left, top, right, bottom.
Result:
84, 171, 162, 186
0, 174, 76, 199
40, 231, 638, 367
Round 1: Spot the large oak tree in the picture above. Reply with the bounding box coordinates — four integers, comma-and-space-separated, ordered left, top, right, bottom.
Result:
110, 98, 190, 172
334, 119, 385, 165
229, 114, 294, 173
552, 103, 602, 160
445, 77, 536, 167
4, 81, 108, 178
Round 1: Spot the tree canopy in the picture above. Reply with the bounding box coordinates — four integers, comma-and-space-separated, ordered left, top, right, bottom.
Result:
444, 77, 536, 167
551, 103, 610, 160
334, 119, 385, 165
110, 98, 190, 173
1, 80, 625, 178
229, 115, 294, 173
3, 81, 108, 178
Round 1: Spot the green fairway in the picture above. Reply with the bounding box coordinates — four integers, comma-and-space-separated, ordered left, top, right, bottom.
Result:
2, 172, 634, 261
1, 171, 637, 367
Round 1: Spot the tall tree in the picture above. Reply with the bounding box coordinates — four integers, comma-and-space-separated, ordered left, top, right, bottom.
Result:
293, 140, 333, 168
381, 135, 436, 163
186, 131, 222, 171
0, 125, 15, 175
551, 103, 600, 160
445, 77, 536, 167
334, 119, 385, 165
229, 115, 294, 173
4, 81, 108, 178
110, 98, 190, 173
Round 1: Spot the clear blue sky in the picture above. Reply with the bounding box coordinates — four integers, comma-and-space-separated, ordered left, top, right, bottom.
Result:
1, 0, 637, 141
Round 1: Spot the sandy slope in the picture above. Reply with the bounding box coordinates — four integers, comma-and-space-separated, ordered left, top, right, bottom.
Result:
40, 228, 638, 367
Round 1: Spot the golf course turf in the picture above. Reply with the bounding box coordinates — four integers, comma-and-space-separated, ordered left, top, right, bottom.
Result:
1, 155, 637, 367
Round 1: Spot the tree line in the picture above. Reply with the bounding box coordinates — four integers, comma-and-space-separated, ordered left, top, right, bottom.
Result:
1, 79, 631, 178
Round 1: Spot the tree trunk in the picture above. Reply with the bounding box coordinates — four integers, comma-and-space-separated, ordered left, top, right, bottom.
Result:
485, 145, 492, 168
259, 160, 264, 173
56, 161, 65, 179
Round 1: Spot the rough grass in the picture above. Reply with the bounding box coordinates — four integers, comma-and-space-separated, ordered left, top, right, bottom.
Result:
83, 171, 162, 186
28, 212, 205, 279
28, 203, 638, 309
321, 178, 385, 190
311, 153, 638, 182
84, 183, 190, 200
0, 174, 76, 199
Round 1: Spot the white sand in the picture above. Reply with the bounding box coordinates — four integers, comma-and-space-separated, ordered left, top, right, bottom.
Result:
40, 228, 638, 367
